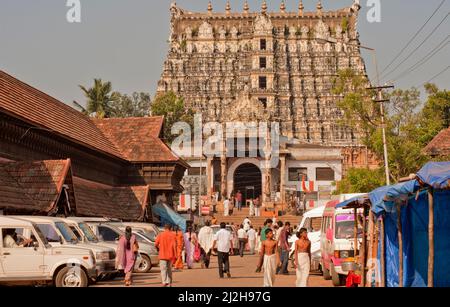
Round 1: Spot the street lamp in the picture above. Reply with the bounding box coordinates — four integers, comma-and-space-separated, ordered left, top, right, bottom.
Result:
317, 37, 392, 185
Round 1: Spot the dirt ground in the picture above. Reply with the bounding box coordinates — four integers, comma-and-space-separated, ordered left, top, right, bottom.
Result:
94, 253, 334, 287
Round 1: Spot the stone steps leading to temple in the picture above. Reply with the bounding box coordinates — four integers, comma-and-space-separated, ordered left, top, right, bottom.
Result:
211, 207, 301, 229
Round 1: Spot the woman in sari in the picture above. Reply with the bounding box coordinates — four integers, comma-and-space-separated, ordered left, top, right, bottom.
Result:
174, 226, 185, 270
116, 226, 138, 286
183, 226, 197, 269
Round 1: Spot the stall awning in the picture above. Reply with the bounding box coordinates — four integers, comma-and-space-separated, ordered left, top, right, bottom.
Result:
152, 203, 187, 232
369, 181, 419, 216
369, 162, 449, 217
416, 162, 450, 189
335, 194, 368, 209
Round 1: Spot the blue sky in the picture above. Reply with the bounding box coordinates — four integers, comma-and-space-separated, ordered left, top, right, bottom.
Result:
0, 0, 448, 107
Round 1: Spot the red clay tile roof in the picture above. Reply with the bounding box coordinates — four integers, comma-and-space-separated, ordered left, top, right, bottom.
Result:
0, 70, 123, 159
0, 160, 71, 214
93, 117, 183, 163
424, 128, 450, 156
0, 70, 186, 165
73, 177, 148, 221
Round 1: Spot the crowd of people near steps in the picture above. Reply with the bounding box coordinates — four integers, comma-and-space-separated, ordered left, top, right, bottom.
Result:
222, 191, 262, 217
116, 215, 311, 287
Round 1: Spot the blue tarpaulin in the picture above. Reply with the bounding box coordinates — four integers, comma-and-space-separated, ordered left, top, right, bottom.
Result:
370, 181, 419, 217
369, 185, 393, 216
416, 162, 450, 189
335, 195, 367, 209
152, 203, 187, 232
382, 190, 450, 287
372, 161, 450, 287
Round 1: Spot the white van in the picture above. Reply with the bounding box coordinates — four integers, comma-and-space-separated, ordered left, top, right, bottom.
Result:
321, 195, 365, 286
17, 216, 116, 281
289, 206, 325, 271
0, 216, 96, 287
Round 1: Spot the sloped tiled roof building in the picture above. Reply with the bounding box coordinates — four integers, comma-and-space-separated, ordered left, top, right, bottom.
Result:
424, 127, 450, 157
0, 70, 188, 220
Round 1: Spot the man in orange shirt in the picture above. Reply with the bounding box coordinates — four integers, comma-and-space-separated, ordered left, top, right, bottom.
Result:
155, 224, 177, 287
173, 226, 184, 270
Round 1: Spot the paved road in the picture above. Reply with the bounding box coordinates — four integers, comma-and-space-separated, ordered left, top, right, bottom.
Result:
94, 254, 333, 287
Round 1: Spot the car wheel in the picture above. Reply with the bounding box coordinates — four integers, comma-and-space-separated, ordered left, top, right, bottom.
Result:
330, 263, 345, 286
322, 261, 331, 280
55, 266, 88, 288
135, 254, 152, 273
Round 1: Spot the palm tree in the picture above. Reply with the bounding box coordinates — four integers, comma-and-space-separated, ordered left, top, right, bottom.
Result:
75, 79, 119, 118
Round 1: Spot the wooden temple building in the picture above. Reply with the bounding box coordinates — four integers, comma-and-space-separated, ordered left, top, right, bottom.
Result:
0, 70, 188, 221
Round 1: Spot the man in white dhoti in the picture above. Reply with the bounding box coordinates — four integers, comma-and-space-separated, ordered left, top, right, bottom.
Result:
247, 226, 257, 255
294, 228, 311, 287
198, 221, 215, 269
243, 217, 251, 232
260, 228, 280, 287
223, 198, 230, 217
249, 199, 255, 216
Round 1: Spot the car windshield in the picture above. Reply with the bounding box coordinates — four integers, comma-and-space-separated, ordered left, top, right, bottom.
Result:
78, 222, 99, 242
135, 233, 147, 244
310, 217, 322, 232
55, 222, 78, 243
32, 223, 49, 246
70, 226, 83, 241
335, 214, 363, 239
138, 230, 155, 242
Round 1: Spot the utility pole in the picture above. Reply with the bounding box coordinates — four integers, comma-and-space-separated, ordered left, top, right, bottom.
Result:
367, 85, 394, 185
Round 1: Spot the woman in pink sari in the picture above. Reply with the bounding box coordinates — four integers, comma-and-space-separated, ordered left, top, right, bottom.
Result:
116, 227, 139, 286
183, 226, 197, 269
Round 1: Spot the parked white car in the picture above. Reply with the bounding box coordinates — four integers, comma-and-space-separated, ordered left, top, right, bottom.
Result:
79, 219, 158, 273
0, 216, 96, 287
112, 222, 160, 242
63, 219, 120, 280
17, 216, 116, 281
289, 206, 325, 271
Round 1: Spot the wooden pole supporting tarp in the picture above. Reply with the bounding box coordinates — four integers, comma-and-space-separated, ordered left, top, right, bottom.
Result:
380, 216, 386, 287
428, 188, 434, 287
366, 210, 375, 287
361, 205, 367, 287
397, 204, 403, 287
354, 208, 358, 257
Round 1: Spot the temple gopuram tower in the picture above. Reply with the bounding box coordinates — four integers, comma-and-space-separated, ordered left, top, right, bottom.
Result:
157, 1, 378, 211
158, 0, 367, 145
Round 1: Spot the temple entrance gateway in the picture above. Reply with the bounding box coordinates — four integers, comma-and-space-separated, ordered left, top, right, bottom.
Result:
233, 163, 262, 206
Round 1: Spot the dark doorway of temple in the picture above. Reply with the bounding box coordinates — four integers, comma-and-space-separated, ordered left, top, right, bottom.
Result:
233, 163, 262, 206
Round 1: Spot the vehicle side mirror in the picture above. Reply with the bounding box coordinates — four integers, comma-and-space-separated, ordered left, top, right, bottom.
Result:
59, 236, 64, 244
326, 229, 333, 241
33, 241, 39, 250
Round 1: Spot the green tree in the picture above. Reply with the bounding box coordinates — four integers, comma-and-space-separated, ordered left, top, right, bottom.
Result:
74, 79, 120, 118
151, 91, 194, 143
332, 69, 449, 192
332, 68, 379, 143
416, 83, 450, 145
110, 92, 152, 118
335, 168, 386, 194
